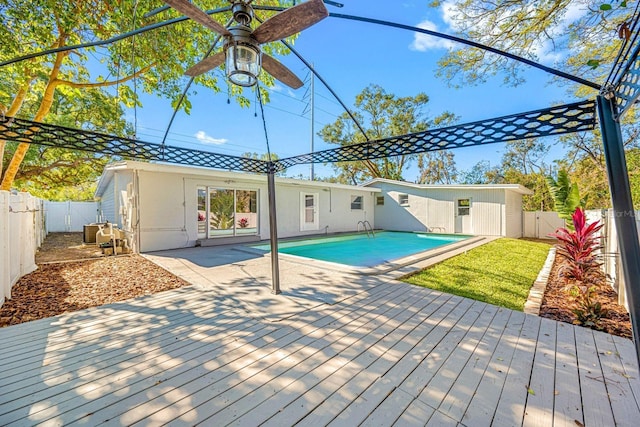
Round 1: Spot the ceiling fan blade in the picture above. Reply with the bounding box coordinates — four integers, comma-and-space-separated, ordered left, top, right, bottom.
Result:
262, 54, 303, 89
165, 0, 230, 35
185, 52, 226, 76
253, 0, 328, 44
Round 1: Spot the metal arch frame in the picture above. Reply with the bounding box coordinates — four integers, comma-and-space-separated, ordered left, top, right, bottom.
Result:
598, 1, 640, 363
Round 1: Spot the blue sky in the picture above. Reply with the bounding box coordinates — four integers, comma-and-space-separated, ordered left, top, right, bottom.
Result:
126, 0, 590, 181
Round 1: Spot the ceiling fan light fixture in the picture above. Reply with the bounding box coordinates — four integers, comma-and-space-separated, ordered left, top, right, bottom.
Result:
225, 41, 261, 87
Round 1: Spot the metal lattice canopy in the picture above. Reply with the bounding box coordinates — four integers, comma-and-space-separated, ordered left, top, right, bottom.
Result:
277, 100, 596, 170
608, 6, 640, 120
0, 117, 268, 174
0, 100, 596, 174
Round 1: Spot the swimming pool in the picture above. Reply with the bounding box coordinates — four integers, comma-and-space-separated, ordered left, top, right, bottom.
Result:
252, 231, 471, 268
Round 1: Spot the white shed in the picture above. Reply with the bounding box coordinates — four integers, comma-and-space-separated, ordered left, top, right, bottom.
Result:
363, 179, 532, 238
94, 161, 379, 252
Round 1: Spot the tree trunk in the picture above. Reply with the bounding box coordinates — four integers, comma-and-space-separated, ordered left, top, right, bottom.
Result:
0, 82, 33, 183
0, 44, 68, 191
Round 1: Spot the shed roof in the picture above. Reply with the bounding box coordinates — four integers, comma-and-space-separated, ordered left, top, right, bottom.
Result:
362, 178, 533, 195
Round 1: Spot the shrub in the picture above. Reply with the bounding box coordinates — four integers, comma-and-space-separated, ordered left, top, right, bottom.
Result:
570, 285, 608, 329
551, 207, 606, 328
551, 207, 603, 282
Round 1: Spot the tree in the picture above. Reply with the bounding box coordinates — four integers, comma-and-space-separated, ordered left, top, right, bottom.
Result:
460, 160, 502, 184
458, 139, 554, 210
427, 1, 640, 211
241, 151, 286, 176
546, 169, 583, 226
0, 1, 290, 193
417, 150, 458, 184
501, 139, 550, 175
558, 122, 640, 209
428, 0, 629, 89
319, 84, 456, 184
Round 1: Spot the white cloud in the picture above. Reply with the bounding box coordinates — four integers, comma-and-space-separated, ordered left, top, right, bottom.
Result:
195, 130, 227, 145
410, 20, 456, 52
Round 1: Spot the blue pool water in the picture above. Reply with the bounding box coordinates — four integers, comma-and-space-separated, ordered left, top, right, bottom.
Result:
253, 231, 470, 268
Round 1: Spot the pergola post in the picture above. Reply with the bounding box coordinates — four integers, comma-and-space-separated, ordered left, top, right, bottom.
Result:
597, 94, 640, 362
267, 162, 281, 294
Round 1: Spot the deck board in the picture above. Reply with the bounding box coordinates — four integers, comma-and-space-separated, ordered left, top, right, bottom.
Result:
523, 317, 558, 427
461, 310, 525, 426
0, 247, 639, 427
574, 325, 616, 427
553, 322, 582, 427
593, 331, 640, 426
437, 306, 512, 421
490, 313, 541, 427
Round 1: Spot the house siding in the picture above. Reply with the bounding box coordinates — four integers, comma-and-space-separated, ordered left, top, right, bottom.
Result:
97, 170, 133, 228
368, 180, 525, 237
96, 162, 377, 253
505, 190, 524, 238
275, 183, 374, 238
370, 182, 430, 232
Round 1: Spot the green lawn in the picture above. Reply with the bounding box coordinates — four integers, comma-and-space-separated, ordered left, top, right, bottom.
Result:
402, 238, 552, 311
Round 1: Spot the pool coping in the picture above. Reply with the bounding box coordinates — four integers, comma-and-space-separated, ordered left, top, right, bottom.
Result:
236, 234, 490, 276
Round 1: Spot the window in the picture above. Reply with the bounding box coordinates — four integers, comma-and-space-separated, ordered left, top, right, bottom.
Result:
399, 194, 409, 206
376, 196, 385, 206
457, 198, 470, 216
351, 195, 363, 210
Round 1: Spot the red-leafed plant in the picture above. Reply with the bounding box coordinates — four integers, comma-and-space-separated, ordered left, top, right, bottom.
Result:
551, 207, 607, 328
551, 207, 603, 282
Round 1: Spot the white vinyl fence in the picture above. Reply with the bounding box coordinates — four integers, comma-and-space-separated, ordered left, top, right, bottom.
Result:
522, 211, 566, 239
45, 201, 99, 232
596, 209, 640, 310
1, 191, 46, 307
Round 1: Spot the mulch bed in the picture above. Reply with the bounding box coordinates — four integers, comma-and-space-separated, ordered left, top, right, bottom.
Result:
0, 233, 190, 328
538, 255, 633, 339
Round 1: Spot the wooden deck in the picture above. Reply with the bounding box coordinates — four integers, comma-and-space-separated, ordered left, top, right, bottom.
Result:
1, 250, 639, 426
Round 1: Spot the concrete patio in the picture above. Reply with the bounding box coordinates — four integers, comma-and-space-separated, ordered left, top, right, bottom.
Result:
0, 244, 639, 426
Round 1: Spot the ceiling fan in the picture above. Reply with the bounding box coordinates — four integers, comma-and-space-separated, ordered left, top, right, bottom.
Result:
164, 0, 328, 89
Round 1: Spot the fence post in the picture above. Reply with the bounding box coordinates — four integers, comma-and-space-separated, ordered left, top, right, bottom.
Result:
0, 191, 10, 305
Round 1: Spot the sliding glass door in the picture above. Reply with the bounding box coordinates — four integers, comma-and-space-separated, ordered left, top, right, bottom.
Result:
198, 187, 258, 239
209, 189, 235, 237
235, 190, 258, 235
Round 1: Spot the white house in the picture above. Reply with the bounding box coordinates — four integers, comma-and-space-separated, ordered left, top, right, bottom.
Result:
94, 161, 379, 252
363, 178, 532, 238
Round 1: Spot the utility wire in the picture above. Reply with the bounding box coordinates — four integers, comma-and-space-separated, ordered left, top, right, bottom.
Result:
160, 15, 235, 146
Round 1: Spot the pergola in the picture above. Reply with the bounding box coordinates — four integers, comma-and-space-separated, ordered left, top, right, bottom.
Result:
1, 2, 639, 362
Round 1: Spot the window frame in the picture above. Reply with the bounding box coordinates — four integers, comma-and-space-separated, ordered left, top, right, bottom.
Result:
350, 195, 363, 210
457, 198, 471, 216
